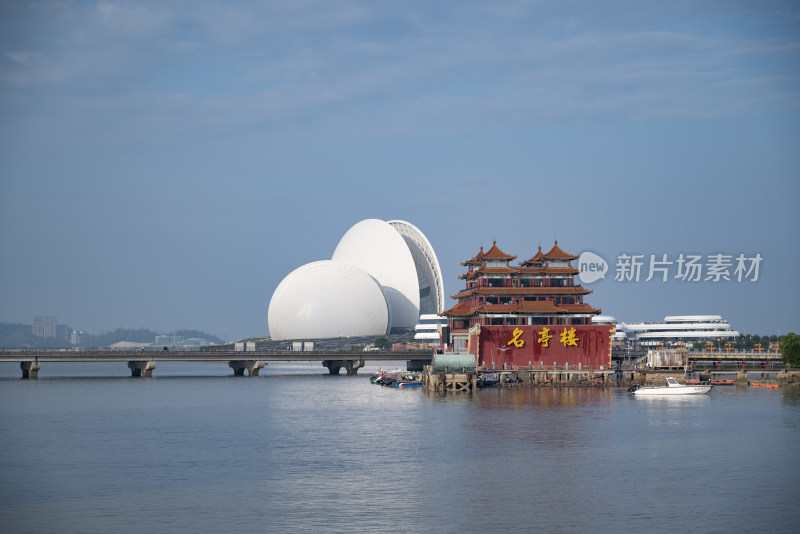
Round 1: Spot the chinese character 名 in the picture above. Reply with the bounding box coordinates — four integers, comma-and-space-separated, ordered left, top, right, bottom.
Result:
674, 254, 702, 282
646, 253, 672, 282
615, 254, 645, 282
560, 328, 579, 347
507, 327, 525, 348
537, 327, 554, 347
733, 253, 763, 282
705, 253, 732, 282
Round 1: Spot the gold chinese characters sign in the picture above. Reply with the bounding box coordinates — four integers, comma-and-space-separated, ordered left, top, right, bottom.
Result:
507, 327, 580, 348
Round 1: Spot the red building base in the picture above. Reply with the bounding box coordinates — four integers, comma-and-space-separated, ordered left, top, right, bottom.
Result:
474, 325, 614, 370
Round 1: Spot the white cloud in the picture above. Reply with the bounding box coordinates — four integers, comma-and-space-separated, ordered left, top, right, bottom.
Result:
1, 1, 798, 132
6, 51, 39, 64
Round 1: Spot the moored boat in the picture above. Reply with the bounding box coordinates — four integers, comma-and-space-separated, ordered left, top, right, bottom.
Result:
371, 369, 422, 387
628, 377, 713, 396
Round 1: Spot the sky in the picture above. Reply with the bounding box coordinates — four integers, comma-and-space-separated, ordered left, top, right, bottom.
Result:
1, 0, 798, 342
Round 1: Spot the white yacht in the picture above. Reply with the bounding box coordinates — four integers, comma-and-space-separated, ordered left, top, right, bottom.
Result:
629, 377, 713, 396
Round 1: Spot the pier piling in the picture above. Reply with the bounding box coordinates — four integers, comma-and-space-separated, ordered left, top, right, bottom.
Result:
228, 360, 266, 376
20, 361, 40, 379
127, 360, 156, 377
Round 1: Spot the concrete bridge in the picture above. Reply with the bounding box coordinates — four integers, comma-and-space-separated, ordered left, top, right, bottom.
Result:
0, 350, 433, 379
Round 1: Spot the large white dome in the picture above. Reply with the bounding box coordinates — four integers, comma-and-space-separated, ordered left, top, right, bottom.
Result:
267, 260, 389, 341
332, 219, 420, 330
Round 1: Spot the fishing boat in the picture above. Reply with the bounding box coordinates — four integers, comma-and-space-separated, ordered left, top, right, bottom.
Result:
628, 377, 713, 396
371, 369, 422, 387
392, 374, 423, 388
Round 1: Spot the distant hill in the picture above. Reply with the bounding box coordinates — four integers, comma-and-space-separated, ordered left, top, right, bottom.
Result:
0, 323, 226, 348
0, 323, 70, 348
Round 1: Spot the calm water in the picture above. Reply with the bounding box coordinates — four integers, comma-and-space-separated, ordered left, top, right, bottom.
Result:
1, 361, 798, 533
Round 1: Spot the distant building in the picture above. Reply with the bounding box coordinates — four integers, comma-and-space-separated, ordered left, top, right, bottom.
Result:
413, 314, 447, 344
612, 315, 740, 347
268, 219, 444, 340
33, 316, 57, 338
56, 324, 71, 342
154, 334, 184, 346
70, 330, 87, 346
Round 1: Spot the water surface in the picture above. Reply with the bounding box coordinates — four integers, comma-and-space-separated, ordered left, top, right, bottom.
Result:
1, 362, 797, 533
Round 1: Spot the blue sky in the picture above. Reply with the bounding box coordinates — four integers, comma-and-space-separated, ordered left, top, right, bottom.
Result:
1, 1, 798, 341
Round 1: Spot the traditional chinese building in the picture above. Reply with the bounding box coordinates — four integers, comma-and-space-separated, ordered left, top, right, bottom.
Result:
441, 241, 614, 369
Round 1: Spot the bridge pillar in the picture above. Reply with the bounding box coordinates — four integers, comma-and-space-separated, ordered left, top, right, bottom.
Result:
345, 359, 365, 376
20, 361, 40, 379
322, 359, 364, 375
228, 360, 266, 376
322, 360, 343, 375
128, 360, 156, 377
736, 369, 748, 384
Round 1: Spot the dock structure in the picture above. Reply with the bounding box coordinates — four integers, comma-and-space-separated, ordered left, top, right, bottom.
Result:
0, 350, 431, 379
423, 364, 800, 391
422, 367, 477, 392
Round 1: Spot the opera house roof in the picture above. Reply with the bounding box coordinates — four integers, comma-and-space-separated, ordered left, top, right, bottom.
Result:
267, 219, 443, 341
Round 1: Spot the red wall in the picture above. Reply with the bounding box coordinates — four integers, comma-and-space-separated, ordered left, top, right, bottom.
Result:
476, 325, 614, 369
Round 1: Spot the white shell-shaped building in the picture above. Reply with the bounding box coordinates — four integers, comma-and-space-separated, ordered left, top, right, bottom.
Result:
267, 219, 444, 341
267, 261, 390, 340
388, 220, 445, 316
332, 219, 420, 330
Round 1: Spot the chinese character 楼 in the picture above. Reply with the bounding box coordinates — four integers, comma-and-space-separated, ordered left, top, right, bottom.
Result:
560, 328, 579, 347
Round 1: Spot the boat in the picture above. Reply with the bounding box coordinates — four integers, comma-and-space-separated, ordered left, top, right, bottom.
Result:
392, 376, 423, 388
371, 369, 422, 387
628, 377, 713, 396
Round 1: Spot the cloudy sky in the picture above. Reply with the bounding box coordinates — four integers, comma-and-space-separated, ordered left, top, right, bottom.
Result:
1, 1, 798, 341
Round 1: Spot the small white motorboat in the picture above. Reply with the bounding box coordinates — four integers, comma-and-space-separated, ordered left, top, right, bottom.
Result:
628, 377, 713, 396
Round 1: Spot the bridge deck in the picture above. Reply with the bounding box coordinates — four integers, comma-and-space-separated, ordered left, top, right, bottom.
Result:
0, 350, 432, 363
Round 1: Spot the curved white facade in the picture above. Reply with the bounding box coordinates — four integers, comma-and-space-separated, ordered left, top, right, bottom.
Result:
332, 219, 420, 330
388, 220, 445, 315
268, 261, 389, 341
267, 218, 444, 340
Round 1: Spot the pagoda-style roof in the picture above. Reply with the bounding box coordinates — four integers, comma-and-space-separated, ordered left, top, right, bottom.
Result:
460, 265, 579, 279
520, 245, 545, 266
482, 241, 516, 261
459, 266, 520, 279
461, 246, 484, 267
440, 301, 474, 317
451, 286, 592, 300
441, 300, 601, 317
542, 240, 578, 261
558, 303, 603, 314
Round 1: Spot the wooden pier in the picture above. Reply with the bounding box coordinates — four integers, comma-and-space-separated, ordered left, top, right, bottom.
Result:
422, 365, 800, 392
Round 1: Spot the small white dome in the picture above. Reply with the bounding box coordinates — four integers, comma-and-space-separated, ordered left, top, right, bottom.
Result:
332, 219, 420, 329
268, 260, 389, 341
